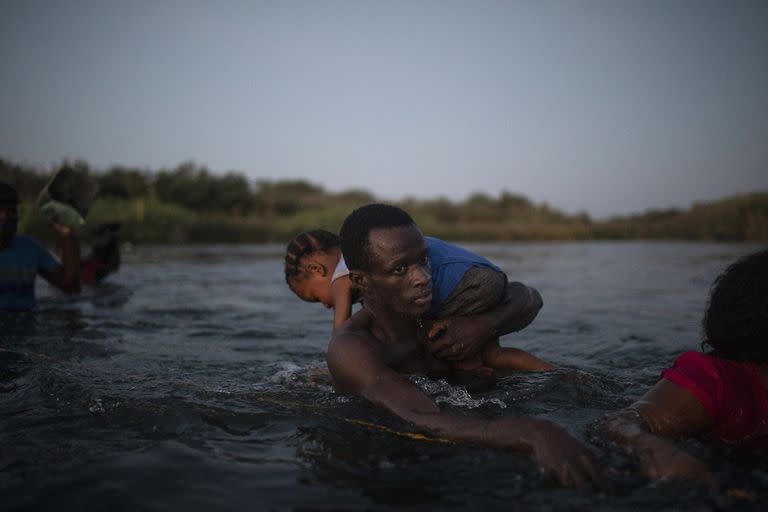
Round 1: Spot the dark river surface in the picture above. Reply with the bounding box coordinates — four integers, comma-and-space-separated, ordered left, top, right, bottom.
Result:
1, 241, 766, 511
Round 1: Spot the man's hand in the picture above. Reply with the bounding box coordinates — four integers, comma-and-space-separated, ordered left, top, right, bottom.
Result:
424, 315, 492, 361
425, 282, 543, 361
529, 422, 606, 491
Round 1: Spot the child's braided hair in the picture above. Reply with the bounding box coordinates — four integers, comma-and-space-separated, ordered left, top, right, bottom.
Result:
284, 229, 340, 288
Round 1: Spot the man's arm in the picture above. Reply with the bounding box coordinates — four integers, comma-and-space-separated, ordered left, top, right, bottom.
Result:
426, 282, 543, 361
327, 328, 603, 490
41, 223, 81, 293
599, 379, 716, 485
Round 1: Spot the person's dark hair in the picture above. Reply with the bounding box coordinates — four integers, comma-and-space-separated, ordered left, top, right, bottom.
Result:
339, 203, 415, 271
702, 248, 768, 362
0, 181, 19, 205
284, 230, 340, 286
91, 223, 121, 261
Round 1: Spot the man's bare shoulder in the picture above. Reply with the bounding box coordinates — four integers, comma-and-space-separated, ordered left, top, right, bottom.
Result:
328, 309, 378, 354
327, 309, 383, 392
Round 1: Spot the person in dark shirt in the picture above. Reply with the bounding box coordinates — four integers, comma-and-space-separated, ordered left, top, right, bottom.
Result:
0, 181, 80, 311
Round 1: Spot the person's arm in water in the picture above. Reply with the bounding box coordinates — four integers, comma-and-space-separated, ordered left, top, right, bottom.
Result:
331, 276, 354, 332
599, 379, 716, 485
426, 282, 545, 362
41, 219, 81, 293
327, 314, 604, 491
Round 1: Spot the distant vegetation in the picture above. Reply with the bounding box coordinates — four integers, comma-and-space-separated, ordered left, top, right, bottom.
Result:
2, 157, 766, 244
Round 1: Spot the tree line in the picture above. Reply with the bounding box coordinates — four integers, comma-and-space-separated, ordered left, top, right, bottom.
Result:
2, 157, 766, 244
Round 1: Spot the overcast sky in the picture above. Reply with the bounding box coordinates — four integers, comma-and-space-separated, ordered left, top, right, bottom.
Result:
1, 0, 766, 217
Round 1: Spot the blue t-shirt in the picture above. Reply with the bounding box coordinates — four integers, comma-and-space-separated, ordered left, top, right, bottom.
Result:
425, 237, 501, 310
0, 235, 58, 311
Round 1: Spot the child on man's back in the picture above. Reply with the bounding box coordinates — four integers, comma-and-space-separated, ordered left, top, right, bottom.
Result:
284, 230, 358, 331
284, 229, 554, 373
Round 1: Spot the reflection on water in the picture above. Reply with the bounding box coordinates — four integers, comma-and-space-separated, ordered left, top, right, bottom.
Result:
1, 242, 766, 511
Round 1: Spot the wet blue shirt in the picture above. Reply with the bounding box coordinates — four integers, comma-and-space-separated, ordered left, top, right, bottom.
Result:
0, 235, 58, 311
425, 237, 501, 310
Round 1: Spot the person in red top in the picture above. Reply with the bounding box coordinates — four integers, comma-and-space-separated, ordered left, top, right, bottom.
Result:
661, 351, 768, 449
601, 248, 768, 484
79, 222, 121, 285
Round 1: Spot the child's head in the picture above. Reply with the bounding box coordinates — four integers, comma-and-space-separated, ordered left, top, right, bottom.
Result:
91, 222, 121, 260
284, 229, 341, 308
702, 248, 768, 362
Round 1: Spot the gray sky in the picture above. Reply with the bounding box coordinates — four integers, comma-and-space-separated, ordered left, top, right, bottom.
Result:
1, 0, 766, 218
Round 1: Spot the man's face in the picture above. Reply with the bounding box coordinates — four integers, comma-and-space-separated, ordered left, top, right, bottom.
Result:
358, 224, 432, 317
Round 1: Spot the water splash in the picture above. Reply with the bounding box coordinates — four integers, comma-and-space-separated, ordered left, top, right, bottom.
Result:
410, 376, 507, 409
247, 361, 336, 395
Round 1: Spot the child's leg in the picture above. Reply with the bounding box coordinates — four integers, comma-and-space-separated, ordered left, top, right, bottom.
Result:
437, 267, 508, 319
482, 339, 557, 371
452, 354, 485, 372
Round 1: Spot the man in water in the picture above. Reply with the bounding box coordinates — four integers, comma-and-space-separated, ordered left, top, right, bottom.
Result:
327, 203, 603, 489
0, 181, 81, 311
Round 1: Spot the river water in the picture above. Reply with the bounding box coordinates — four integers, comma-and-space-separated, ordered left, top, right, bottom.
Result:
1, 242, 766, 511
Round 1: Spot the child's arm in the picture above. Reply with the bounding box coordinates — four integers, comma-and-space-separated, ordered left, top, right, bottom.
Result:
331, 277, 354, 332
598, 379, 716, 485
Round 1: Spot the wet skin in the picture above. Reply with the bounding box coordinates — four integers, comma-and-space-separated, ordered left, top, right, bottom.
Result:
344, 224, 447, 375
359, 225, 433, 318
327, 223, 605, 490
289, 250, 339, 308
